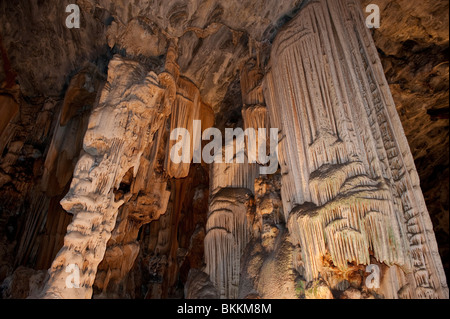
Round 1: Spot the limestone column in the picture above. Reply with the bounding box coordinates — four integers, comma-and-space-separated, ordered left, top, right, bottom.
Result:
241, 58, 270, 166
205, 128, 258, 300
204, 60, 266, 298
39, 55, 175, 299
263, 0, 448, 299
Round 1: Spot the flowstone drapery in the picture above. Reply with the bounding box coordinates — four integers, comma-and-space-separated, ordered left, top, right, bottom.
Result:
263, 0, 448, 298
204, 58, 268, 299
204, 187, 254, 299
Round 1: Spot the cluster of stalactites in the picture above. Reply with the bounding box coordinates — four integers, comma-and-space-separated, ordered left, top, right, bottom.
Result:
308, 161, 366, 206
204, 188, 254, 299
240, 58, 265, 107
288, 178, 405, 281
165, 75, 214, 179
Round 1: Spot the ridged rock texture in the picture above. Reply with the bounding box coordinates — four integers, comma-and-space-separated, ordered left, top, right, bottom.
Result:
39, 54, 176, 298
0, 0, 448, 299
264, 0, 447, 298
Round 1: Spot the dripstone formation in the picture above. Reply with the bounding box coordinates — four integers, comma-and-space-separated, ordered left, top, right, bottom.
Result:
0, 0, 448, 299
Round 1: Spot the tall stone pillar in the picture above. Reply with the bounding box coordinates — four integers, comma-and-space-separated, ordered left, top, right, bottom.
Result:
241, 58, 270, 166
205, 140, 258, 299
39, 55, 176, 299
263, 0, 448, 299
204, 58, 266, 299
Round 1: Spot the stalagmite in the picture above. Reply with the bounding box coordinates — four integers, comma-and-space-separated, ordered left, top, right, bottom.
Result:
263, 0, 448, 298
206, 124, 258, 298
204, 188, 254, 299
165, 76, 207, 178
204, 56, 276, 299
164, 41, 215, 179
38, 55, 175, 299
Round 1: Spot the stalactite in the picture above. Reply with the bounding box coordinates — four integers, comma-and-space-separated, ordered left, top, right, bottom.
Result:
241, 58, 270, 166
14, 192, 50, 268
241, 105, 268, 165
240, 58, 264, 107
35, 194, 73, 270
263, 0, 448, 298
41, 65, 99, 198
165, 77, 214, 178
288, 180, 405, 280
166, 77, 200, 178
210, 160, 260, 196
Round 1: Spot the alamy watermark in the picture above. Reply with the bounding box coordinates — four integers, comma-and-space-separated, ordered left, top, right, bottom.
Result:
366, 4, 380, 29
65, 264, 80, 289
170, 121, 279, 175
65, 4, 80, 29
365, 264, 381, 289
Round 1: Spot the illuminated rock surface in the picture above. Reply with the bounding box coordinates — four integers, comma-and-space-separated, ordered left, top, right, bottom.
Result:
0, 0, 447, 299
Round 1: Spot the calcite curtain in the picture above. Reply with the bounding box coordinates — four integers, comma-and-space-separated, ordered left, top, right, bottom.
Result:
263, 0, 448, 299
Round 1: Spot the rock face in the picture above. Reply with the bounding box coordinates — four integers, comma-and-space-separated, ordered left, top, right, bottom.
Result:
0, 0, 448, 299
365, 0, 449, 280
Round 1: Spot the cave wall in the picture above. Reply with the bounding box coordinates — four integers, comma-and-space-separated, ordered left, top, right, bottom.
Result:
0, 0, 448, 299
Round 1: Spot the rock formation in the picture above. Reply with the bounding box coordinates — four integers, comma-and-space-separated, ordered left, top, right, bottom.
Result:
263, 0, 448, 299
0, 0, 447, 300
39, 54, 176, 298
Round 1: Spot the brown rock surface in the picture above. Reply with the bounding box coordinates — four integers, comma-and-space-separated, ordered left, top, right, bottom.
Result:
0, 0, 447, 299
